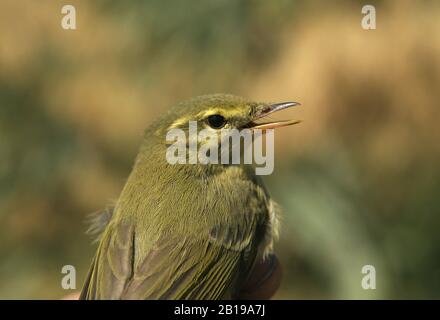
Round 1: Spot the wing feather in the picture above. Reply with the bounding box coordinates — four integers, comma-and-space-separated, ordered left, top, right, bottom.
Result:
80, 218, 261, 300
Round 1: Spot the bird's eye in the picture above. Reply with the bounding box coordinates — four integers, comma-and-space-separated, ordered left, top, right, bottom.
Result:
207, 114, 226, 129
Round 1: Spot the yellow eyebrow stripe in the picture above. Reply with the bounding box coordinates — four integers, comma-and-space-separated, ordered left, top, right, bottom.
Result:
168, 117, 191, 129
168, 108, 243, 130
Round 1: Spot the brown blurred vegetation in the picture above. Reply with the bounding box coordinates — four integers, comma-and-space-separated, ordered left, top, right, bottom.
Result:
0, 0, 439, 299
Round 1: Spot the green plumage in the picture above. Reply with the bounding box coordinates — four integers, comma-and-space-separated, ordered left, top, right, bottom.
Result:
80, 94, 283, 300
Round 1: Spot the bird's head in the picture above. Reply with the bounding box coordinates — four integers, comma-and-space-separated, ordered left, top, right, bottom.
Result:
153, 93, 300, 135
142, 94, 300, 174
150, 94, 300, 137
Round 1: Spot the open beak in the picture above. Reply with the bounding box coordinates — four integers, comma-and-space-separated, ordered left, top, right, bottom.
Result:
248, 102, 301, 130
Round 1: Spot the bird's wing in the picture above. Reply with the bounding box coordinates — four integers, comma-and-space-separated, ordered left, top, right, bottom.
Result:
80, 217, 263, 300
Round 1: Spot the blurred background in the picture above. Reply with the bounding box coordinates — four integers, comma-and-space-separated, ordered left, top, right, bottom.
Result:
1, 0, 440, 299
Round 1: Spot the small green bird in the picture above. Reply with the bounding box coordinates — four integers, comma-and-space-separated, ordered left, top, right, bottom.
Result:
80, 94, 300, 300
